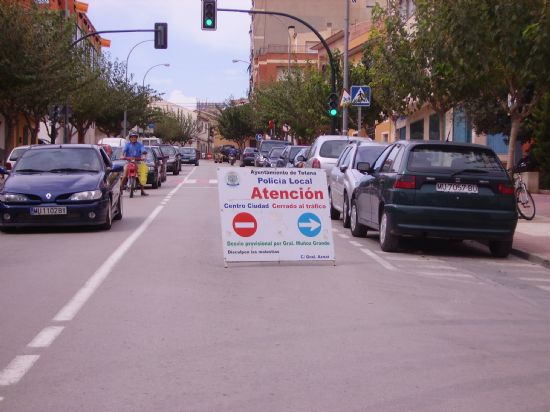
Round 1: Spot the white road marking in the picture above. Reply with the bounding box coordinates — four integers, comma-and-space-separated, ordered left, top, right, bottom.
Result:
184, 179, 197, 184
520, 277, 550, 282
349, 241, 363, 247
0, 355, 40, 386
338, 233, 350, 239
209, 179, 218, 184
0, 396, 3, 401
332, 228, 339, 232
417, 264, 459, 270
413, 271, 474, 278
377, 254, 438, 262
53, 171, 195, 322
536, 286, 550, 293
27, 326, 64, 348
361, 248, 397, 271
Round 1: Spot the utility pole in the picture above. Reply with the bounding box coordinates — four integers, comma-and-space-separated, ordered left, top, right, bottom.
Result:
342, 0, 350, 136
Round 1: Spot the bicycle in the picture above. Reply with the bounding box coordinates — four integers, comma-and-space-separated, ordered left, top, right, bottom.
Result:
510, 168, 536, 220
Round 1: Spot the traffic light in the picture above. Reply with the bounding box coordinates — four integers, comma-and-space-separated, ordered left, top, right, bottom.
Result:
154, 23, 168, 49
201, 0, 217, 30
328, 93, 338, 117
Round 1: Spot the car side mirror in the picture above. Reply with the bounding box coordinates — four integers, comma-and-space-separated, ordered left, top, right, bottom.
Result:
356, 162, 371, 174
0, 167, 9, 175
339, 165, 348, 173
112, 164, 124, 173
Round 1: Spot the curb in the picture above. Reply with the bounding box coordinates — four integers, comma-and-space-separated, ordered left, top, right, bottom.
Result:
511, 247, 550, 270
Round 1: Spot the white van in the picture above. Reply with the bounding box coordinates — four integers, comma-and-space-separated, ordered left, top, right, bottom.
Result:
140, 137, 162, 146
98, 137, 127, 147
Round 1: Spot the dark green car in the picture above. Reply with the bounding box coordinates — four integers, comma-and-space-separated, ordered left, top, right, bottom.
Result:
350, 141, 518, 257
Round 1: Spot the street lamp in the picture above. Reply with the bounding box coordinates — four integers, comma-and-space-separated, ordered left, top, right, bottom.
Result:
123, 39, 154, 139
232, 59, 248, 64
142, 63, 170, 88
287, 25, 296, 74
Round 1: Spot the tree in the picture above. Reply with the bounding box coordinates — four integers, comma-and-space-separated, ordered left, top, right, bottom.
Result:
416, 0, 550, 166
216, 102, 255, 148
0, 1, 78, 143
531, 93, 550, 188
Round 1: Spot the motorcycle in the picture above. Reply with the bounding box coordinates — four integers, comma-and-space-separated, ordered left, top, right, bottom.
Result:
126, 158, 138, 198
229, 154, 236, 166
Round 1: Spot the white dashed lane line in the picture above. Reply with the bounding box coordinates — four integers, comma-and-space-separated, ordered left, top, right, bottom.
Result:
27, 326, 64, 349
0, 356, 40, 386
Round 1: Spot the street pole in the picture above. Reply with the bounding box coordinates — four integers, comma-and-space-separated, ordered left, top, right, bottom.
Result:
142, 63, 170, 88
123, 39, 153, 139
342, 0, 350, 136
287, 25, 295, 75
358, 106, 362, 136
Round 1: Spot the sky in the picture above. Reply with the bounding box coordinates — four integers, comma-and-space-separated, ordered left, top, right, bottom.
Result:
86, 0, 252, 109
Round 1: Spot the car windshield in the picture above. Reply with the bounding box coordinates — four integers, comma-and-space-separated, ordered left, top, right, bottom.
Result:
407, 146, 504, 173
268, 147, 285, 158
180, 148, 195, 155
160, 146, 176, 155
354, 146, 386, 168
243, 148, 257, 154
111, 147, 124, 160
9, 147, 28, 161
260, 142, 287, 155
319, 140, 349, 158
14, 148, 101, 173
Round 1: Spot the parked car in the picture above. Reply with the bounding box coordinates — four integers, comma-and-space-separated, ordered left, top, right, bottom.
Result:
97, 137, 127, 148
240, 147, 258, 167
349, 140, 518, 257
300, 135, 371, 171
158, 144, 181, 175
179, 147, 200, 166
5, 146, 29, 171
292, 147, 309, 168
276, 145, 308, 168
0, 145, 123, 232
264, 146, 287, 168
254, 139, 291, 167
328, 141, 387, 227
146, 146, 167, 182
112, 146, 162, 188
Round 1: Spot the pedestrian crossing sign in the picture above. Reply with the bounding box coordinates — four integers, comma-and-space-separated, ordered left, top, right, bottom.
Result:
351, 85, 371, 107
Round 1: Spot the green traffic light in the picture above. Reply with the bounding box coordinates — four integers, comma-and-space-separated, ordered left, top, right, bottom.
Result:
205, 18, 213, 27
329, 108, 338, 117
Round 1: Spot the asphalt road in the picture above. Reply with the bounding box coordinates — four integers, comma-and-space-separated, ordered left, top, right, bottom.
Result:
1, 161, 550, 411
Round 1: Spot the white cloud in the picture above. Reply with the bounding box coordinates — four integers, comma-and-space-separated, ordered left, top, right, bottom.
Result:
167, 90, 197, 107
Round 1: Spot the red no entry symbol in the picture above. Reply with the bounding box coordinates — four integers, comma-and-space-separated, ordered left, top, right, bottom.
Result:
232, 212, 257, 237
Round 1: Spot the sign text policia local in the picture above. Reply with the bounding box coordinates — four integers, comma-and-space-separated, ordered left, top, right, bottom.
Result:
217, 167, 335, 263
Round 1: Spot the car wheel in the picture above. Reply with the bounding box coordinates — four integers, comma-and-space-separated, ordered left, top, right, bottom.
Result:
379, 210, 399, 252
489, 240, 512, 258
350, 199, 367, 237
101, 199, 113, 230
196, 161, 199, 166
114, 193, 123, 220
152, 175, 159, 189
329, 190, 340, 220
342, 193, 351, 228
0, 227, 16, 234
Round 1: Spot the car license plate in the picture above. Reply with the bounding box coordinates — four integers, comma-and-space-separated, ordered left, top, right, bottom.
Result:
30, 206, 67, 215
436, 183, 478, 193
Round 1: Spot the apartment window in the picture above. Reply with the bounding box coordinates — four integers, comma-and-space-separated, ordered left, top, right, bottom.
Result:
397, 127, 406, 140
381, 132, 389, 143
410, 119, 424, 140
429, 114, 440, 140
453, 109, 472, 143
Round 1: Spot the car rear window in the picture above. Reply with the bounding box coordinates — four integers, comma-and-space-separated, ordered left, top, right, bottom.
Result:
354, 146, 386, 168
9, 147, 27, 161
269, 147, 285, 158
407, 146, 504, 173
319, 140, 349, 159
180, 148, 195, 154
160, 145, 176, 155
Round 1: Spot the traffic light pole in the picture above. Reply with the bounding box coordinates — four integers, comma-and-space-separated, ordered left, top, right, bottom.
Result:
218, 8, 339, 135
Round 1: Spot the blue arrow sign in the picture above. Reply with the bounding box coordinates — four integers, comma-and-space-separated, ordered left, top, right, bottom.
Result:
297, 213, 322, 237
256, 133, 263, 142
351, 85, 371, 107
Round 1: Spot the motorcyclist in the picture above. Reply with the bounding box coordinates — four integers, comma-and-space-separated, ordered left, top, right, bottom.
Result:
121, 131, 148, 196
228, 147, 238, 165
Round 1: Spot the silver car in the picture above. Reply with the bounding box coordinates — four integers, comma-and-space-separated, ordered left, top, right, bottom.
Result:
328, 141, 387, 227
302, 135, 371, 172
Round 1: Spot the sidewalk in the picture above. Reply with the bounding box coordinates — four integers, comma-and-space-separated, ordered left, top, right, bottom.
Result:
512, 193, 550, 269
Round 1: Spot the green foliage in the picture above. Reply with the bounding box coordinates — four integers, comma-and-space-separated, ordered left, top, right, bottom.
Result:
531, 93, 550, 189
216, 102, 255, 148
250, 68, 332, 143
153, 109, 201, 144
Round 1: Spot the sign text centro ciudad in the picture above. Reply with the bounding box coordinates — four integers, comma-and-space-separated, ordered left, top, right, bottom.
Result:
217, 167, 335, 264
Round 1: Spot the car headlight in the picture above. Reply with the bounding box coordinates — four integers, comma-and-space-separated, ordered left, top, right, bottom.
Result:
0, 193, 30, 202
69, 190, 102, 201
